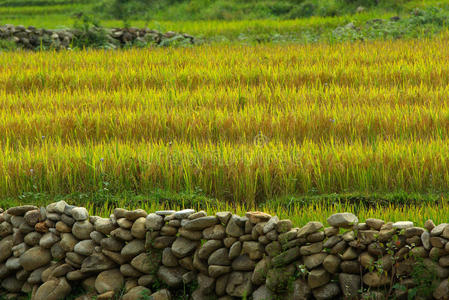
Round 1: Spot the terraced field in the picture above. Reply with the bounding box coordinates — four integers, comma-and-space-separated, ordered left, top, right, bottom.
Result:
1, 35, 449, 213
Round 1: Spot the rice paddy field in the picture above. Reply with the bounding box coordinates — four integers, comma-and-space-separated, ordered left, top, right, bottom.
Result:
2, 33, 449, 224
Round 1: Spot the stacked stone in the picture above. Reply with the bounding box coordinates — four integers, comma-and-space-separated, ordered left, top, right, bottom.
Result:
0, 24, 195, 50
2, 202, 449, 299
0, 201, 171, 300
109, 28, 194, 46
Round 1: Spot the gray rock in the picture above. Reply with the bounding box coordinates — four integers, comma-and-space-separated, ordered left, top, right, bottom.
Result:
90, 231, 106, 244
11, 216, 26, 228
55, 221, 72, 233
24, 210, 43, 226
203, 224, 226, 240
51, 243, 66, 260
162, 248, 178, 267
304, 253, 328, 270
229, 241, 242, 259
297, 221, 323, 238
150, 289, 172, 300
46, 201, 67, 214
61, 214, 75, 226
19, 247, 51, 271
131, 253, 159, 274
121, 239, 145, 259
198, 240, 223, 259
125, 209, 147, 221
60, 233, 79, 252
0, 222, 13, 237
95, 218, 116, 235
421, 231, 431, 250
138, 274, 156, 286
209, 248, 231, 266
145, 213, 164, 231
251, 257, 269, 285
276, 219, 292, 233
72, 220, 94, 240
392, 221, 413, 229
434, 279, 449, 300
288, 278, 312, 300
308, 268, 330, 289
339, 273, 360, 298
27, 266, 47, 284
81, 253, 116, 273
7, 205, 38, 216
178, 227, 203, 240
113, 208, 128, 219
120, 264, 142, 277
95, 269, 124, 293
365, 218, 384, 230
71, 207, 89, 221
33, 277, 71, 300
216, 212, 232, 224
300, 242, 323, 255
101, 237, 124, 252
197, 273, 215, 293
0, 235, 13, 263
171, 237, 199, 258
405, 226, 424, 238
263, 216, 279, 234
39, 232, 60, 248
209, 265, 231, 278
272, 247, 300, 267
155, 210, 175, 216
312, 282, 340, 300
226, 215, 245, 237
12, 242, 28, 257
123, 286, 151, 300
362, 272, 389, 287
231, 255, 255, 271
226, 271, 253, 297
327, 213, 358, 228
5, 257, 21, 270
131, 217, 146, 239
74, 240, 96, 256
1, 276, 24, 292
111, 227, 133, 241
183, 216, 218, 231
157, 266, 187, 287
173, 209, 195, 219
24, 232, 41, 246
252, 284, 274, 300
188, 211, 207, 220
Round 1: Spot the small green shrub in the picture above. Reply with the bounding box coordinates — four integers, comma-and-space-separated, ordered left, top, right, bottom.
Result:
287, 1, 317, 18
0, 39, 18, 51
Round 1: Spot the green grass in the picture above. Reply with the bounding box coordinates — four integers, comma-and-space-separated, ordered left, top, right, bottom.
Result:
1, 0, 449, 42
3, 0, 449, 221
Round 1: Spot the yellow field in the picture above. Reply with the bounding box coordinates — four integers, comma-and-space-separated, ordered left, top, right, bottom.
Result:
2, 35, 449, 205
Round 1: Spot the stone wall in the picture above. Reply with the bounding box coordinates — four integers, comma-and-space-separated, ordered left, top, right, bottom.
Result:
0, 202, 448, 299
0, 25, 195, 50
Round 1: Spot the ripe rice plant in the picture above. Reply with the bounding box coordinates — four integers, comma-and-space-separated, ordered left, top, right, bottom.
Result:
2, 34, 449, 207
